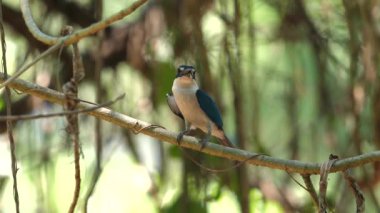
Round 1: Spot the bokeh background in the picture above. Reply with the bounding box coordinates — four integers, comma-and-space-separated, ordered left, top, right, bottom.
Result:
0, 0, 379, 212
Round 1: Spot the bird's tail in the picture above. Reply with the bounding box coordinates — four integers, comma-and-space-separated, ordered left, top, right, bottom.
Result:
219, 133, 235, 148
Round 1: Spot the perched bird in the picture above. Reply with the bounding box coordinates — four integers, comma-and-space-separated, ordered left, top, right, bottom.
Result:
167, 65, 234, 148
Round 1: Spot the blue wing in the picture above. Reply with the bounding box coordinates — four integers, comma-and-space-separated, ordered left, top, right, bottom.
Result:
196, 90, 223, 129
166, 92, 184, 119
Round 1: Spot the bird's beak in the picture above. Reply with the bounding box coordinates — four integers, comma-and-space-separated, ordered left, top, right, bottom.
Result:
184, 71, 193, 78
177, 70, 195, 79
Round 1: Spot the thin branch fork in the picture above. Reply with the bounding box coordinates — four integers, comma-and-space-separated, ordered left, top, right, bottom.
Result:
1, 72, 380, 174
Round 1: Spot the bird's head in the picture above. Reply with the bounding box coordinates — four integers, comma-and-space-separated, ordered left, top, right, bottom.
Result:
176, 65, 196, 81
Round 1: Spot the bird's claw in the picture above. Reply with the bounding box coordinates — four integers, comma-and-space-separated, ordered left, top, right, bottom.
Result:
199, 136, 210, 150
176, 130, 189, 145
176, 134, 184, 145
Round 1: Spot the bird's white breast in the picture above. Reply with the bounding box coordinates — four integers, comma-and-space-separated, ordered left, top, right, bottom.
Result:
172, 79, 207, 124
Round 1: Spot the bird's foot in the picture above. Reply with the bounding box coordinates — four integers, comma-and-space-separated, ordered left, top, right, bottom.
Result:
176, 130, 190, 145
199, 135, 211, 150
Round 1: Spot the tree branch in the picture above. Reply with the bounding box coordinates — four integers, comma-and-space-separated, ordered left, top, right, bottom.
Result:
1, 72, 380, 174
20, 0, 148, 45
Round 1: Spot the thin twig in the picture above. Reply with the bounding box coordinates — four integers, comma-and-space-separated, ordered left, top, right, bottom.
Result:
1, 72, 380, 174
0, 1, 20, 212
20, 0, 148, 45
132, 123, 165, 134
284, 172, 308, 191
301, 174, 318, 208
0, 93, 125, 121
342, 169, 365, 213
63, 26, 84, 213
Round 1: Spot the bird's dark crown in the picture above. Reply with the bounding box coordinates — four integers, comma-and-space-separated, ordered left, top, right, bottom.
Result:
176, 65, 196, 79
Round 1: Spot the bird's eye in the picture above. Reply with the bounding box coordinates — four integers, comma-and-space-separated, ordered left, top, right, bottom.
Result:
177, 66, 184, 74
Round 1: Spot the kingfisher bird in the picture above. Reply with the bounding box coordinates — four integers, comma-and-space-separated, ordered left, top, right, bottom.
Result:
167, 65, 234, 148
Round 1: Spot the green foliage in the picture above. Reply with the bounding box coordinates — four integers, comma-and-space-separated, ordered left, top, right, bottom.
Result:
0, 98, 4, 111
0, 0, 379, 212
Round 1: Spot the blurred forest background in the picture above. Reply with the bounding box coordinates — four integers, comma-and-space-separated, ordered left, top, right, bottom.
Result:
0, 0, 379, 212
